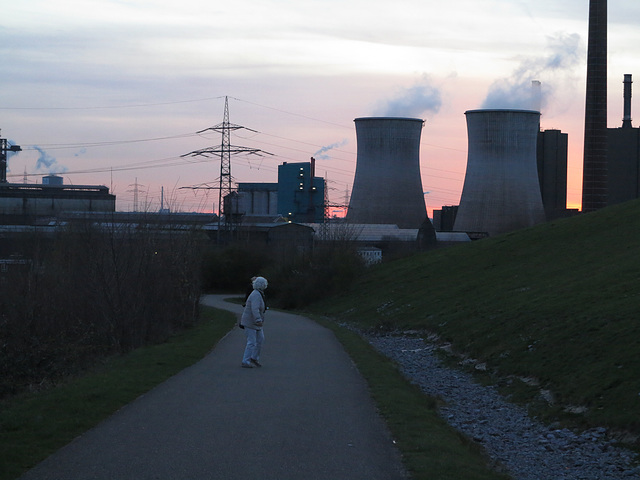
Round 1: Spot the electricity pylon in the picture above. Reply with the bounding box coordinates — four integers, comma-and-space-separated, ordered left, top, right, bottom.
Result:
181, 96, 272, 228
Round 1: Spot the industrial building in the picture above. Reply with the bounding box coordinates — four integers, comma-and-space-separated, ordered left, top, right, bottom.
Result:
607, 74, 640, 206
537, 129, 569, 220
0, 177, 115, 225
224, 159, 325, 224
277, 160, 325, 223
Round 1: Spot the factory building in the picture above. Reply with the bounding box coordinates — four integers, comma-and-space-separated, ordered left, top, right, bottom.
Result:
226, 183, 279, 219
537, 129, 569, 220
0, 176, 115, 224
224, 159, 325, 224
277, 160, 325, 223
607, 74, 640, 206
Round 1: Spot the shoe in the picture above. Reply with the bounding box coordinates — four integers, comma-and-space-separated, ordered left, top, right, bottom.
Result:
250, 359, 262, 367
241, 363, 253, 368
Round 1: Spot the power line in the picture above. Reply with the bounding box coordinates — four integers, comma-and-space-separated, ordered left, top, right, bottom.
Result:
0, 97, 226, 111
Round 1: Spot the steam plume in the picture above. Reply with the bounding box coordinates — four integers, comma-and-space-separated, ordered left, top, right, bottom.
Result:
374, 74, 442, 118
314, 139, 348, 160
481, 32, 582, 111
34, 146, 68, 174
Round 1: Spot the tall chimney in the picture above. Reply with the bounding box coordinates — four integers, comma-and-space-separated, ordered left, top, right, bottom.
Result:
581, 0, 608, 212
531, 80, 542, 112
622, 74, 633, 129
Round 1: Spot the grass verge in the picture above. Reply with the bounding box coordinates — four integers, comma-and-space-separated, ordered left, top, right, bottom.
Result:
311, 315, 510, 480
0, 306, 236, 480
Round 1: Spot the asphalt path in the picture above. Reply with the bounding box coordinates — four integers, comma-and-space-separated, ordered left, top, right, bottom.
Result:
19, 294, 408, 480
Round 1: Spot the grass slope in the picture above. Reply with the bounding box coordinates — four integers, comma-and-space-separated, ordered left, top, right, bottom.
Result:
310, 199, 640, 444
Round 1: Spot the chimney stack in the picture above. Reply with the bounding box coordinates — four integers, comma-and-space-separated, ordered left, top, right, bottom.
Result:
622, 74, 633, 129
581, 0, 608, 213
531, 80, 542, 112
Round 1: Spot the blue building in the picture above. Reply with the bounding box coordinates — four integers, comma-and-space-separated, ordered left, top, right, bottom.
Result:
228, 159, 325, 223
277, 160, 325, 223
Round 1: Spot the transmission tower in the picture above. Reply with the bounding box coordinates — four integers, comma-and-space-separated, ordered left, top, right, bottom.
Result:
181, 97, 272, 228
127, 177, 145, 212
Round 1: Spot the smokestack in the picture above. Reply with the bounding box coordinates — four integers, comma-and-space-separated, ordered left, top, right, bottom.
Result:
347, 117, 428, 229
582, 0, 608, 213
622, 74, 633, 128
453, 109, 546, 236
531, 80, 542, 112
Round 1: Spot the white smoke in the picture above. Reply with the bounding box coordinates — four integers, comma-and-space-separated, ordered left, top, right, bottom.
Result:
313, 139, 348, 160
374, 74, 442, 118
34, 146, 67, 174
481, 32, 583, 111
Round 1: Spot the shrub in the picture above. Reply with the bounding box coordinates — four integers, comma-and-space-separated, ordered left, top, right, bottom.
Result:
0, 222, 203, 397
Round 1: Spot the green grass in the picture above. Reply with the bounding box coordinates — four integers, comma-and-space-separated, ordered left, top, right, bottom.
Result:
313, 315, 510, 479
308, 199, 640, 445
0, 306, 237, 480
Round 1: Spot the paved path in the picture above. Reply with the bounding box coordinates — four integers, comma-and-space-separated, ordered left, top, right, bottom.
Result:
19, 295, 408, 480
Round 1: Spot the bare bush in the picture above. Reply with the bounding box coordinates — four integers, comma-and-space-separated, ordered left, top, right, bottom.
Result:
0, 221, 204, 397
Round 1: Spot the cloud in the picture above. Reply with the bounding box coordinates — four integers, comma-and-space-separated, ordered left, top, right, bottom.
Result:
373, 75, 442, 118
33, 146, 68, 174
313, 139, 348, 160
481, 32, 583, 111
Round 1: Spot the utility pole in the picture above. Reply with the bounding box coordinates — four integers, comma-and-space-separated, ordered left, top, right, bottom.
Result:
0, 130, 22, 183
181, 96, 272, 242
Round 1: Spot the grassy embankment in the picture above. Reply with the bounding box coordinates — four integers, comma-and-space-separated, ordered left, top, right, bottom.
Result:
309, 198, 640, 447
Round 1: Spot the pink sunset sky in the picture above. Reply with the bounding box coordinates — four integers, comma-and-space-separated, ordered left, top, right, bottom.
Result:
2, 0, 639, 215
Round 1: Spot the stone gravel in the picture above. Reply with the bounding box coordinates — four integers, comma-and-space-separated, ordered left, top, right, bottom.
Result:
363, 332, 640, 480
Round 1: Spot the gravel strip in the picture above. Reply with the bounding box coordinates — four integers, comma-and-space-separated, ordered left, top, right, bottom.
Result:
364, 333, 640, 480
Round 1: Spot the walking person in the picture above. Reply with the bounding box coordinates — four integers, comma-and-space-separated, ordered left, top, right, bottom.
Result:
240, 276, 268, 368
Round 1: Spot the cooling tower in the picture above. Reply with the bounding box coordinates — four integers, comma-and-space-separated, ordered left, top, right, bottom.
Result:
453, 109, 546, 236
582, 0, 608, 212
346, 117, 427, 229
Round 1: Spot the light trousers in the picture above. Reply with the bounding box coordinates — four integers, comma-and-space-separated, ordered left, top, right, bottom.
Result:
242, 328, 264, 365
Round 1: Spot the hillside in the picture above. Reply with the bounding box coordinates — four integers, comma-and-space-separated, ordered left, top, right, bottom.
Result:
310, 199, 640, 445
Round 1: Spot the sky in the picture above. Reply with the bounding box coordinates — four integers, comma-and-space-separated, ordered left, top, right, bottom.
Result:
2, 0, 640, 215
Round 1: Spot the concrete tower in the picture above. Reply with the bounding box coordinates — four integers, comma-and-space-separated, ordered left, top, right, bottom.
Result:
622, 74, 633, 129
582, 0, 608, 212
346, 117, 427, 229
453, 109, 546, 236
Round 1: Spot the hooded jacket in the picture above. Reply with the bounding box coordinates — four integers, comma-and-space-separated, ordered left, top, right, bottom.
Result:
240, 277, 267, 329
